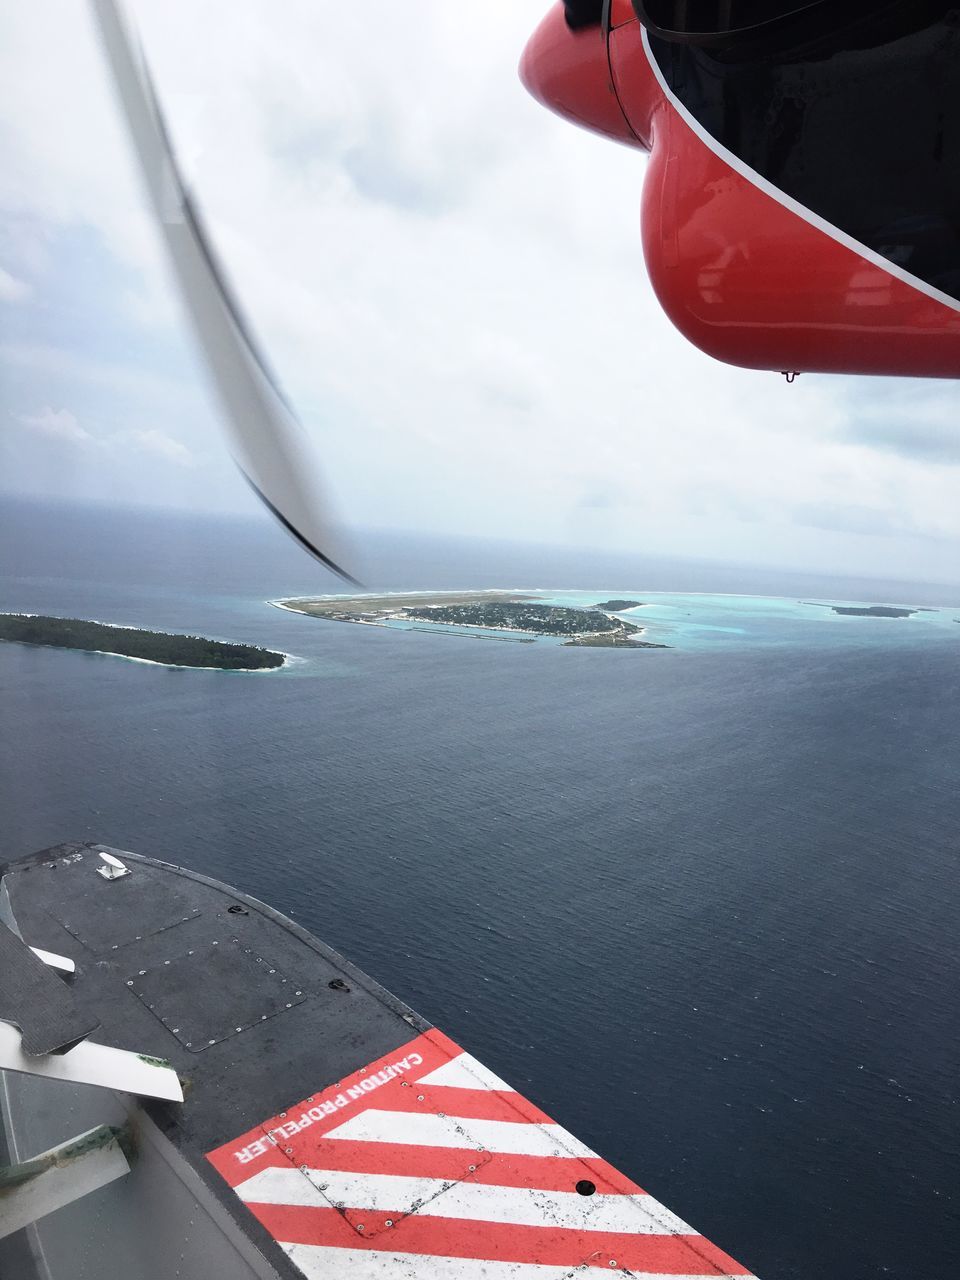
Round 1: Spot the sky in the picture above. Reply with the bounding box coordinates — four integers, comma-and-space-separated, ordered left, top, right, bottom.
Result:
2, 1, 960, 583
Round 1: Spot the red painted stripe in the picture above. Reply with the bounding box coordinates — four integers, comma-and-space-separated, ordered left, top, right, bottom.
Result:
366, 1084, 554, 1126
248, 1204, 749, 1274
418, 1027, 464, 1062
243, 1137, 644, 1195
208, 1030, 458, 1185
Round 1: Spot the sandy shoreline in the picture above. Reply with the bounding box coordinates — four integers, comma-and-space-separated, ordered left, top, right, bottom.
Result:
271, 590, 531, 614
92, 650, 291, 672
1, 640, 291, 673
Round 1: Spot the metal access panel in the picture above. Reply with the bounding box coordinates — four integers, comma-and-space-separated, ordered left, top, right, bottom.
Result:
44, 850, 200, 952
128, 938, 307, 1052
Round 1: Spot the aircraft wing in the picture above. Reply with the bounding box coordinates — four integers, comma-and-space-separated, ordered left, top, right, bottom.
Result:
0, 843, 756, 1279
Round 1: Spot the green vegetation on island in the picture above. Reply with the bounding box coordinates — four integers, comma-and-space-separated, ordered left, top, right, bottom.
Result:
0, 615, 284, 670
565, 633, 668, 649
403, 601, 627, 635
804, 602, 916, 619
593, 599, 643, 611
833, 606, 915, 618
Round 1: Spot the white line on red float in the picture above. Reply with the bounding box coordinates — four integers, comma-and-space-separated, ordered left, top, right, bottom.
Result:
415, 1053, 516, 1092
282, 1244, 719, 1280
238, 1167, 695, 1235
325, 1112, 598, 1159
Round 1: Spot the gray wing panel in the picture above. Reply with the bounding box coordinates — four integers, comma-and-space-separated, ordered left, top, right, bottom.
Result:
0, 924, 98, 1056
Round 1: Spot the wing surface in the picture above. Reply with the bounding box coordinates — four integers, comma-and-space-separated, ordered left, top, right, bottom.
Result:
209, 1029, 757, 1278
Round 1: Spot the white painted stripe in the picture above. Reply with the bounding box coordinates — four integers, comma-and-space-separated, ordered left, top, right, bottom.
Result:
237, 1166, 328, 1207
237, 1166, 695, 1235
640, 27, 960, 318
416, 1052, 515, 1093
325, 1110, 597, 1159
283, 1245, 722, 1280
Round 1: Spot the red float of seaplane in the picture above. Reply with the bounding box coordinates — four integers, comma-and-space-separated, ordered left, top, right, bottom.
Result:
521, 1, 960, 379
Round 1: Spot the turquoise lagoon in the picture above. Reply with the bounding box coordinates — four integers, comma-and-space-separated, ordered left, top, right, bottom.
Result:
370, 590, 960, 652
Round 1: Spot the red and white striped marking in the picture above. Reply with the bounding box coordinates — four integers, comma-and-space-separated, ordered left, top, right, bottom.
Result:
207, 1030, 754, 1277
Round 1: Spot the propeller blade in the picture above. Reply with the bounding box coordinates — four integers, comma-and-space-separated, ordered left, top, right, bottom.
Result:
91, 0, 360, 585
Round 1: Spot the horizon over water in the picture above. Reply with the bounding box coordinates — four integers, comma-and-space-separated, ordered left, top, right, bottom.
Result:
2, 494, 959, 1280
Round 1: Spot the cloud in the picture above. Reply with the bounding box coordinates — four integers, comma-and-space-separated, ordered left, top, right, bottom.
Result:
16, 406, 90, 444
13, 406, 194, 468
119, 428, 195, 468
792, 501, 908, 538
837, 390, 960, 465
0, 339, 209, 413
0, 265, 29, 302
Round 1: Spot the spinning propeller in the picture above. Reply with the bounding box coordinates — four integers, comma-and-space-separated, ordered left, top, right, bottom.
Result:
92, 0, 360, 585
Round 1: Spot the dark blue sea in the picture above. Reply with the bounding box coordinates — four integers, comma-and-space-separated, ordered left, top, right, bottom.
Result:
2, 495, 959, 1280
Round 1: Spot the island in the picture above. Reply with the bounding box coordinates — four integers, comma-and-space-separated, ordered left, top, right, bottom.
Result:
274, 592, 668, 649
593, 599, 644, 611
0, 614, 285, 670
803, 602, 917, 619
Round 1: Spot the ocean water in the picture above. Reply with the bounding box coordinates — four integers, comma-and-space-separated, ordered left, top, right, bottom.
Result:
1, 496, 959, 1280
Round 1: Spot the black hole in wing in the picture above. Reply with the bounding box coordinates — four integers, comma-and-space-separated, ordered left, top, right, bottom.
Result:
328, 978, 350, 992
227, 904, 249, 915
576, 1179, 597, 1196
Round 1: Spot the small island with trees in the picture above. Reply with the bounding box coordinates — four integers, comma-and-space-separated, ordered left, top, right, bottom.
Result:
803, 602, 918, 619
275, 592, 667, 649
592, 599, 644, 611
0, 614, 285, 670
